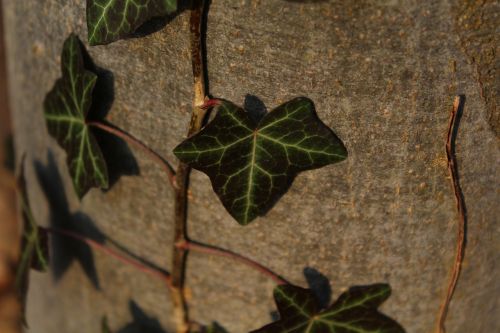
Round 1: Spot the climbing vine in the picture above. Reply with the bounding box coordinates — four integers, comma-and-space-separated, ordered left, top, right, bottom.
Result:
16, 1, 408, 332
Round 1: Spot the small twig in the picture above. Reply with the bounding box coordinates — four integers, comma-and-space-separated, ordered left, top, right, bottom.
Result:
43, 227, 172, 288
436, 95, 467, 333
87, 121, 177, 189
176, 240, 288, 285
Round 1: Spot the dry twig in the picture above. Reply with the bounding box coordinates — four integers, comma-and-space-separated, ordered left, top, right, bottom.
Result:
436, 95, 467, 333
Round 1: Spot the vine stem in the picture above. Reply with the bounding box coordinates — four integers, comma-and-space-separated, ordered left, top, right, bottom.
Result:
86, 121, 177, 189
170, 1, 208, 332
42, 227, 172, 287
176, 240, 288, 285
436, 95, 467, 333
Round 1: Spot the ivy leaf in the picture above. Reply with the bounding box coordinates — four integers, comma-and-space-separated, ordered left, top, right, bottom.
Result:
87, 0, 178, 45
174, 97, 347, 225
15, 162, 49, 325
251, 284, 405, 333
44, 34, 108, 198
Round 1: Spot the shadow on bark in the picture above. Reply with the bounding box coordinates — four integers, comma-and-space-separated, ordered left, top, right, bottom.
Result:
105, 237, 170, 278
35, 151, 104, 289
284, 0, 328, 3
107, 300, 229, 333
130, 1, 192, 39
244, 94, 267, 123
79, 39, 140, 190
116, 300, 167, 333
34, 152, 172, 292
92, 128, 140, 191
269, 267, 332, 321
304, 267, 332, 308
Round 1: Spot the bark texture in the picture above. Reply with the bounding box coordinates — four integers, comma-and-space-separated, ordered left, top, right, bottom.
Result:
0, 4, 21, 333
3, 0, 499, 332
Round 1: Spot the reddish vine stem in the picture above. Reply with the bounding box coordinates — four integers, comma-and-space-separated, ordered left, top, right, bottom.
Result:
87, 121, 177, 189
436, 95, 467, 333
176, 240, 288, 285
43, 227, 172, 288
170, 1, 208, 332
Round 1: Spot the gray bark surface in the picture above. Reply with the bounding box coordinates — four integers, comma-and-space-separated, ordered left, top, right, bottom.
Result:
3, 0, 499, 332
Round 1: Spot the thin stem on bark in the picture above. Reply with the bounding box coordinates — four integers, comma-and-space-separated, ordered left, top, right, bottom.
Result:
87, 121, 177, 189
176, 240, 288, 285
170, 1, 208, 332
43, 227, 172, 287
436, 95, 467, 333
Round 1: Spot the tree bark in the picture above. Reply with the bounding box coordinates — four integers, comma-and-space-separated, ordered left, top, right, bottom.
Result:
0, 4, 21, 333
3, 0, 498, 332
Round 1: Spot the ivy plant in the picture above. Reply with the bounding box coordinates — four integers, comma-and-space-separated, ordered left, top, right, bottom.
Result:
87, 0, 178, 45
174, 98, 347, 224
15, 162, 49, 324
16, 1, 407, 333
252, 284, 404, 333
43, 34, 108, 198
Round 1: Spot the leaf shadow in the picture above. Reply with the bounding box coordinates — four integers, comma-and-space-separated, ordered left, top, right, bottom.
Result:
80, 41, 114, 121
104, 237, 170, 278
93, 128, 140, 192
304, 267, 331, 308
283, 0, 329, 3
269, 267, 332, 321
79, 38, 140, 190
35, 151, 105, 289
131, 1, 191, 39
116, 300, 168, 333
244, 94, 267, 123
107, 301, 229, 333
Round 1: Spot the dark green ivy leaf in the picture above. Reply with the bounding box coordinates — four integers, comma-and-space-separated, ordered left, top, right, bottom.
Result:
15, 163, 49, 325
87, 0, 178, 45
251, 284, 405, 333
44, 34, 108, 198
174, 97, 347, 225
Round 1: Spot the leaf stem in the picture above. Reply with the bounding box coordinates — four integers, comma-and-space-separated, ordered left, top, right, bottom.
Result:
170, 1, 208, 332
42, 227, 172, 288
86, 121, 177, 189
176, 240, 288, 285
436, 95, 467, 333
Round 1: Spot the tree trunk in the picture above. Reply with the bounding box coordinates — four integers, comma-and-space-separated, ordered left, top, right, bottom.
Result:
3, 0, 498, 332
